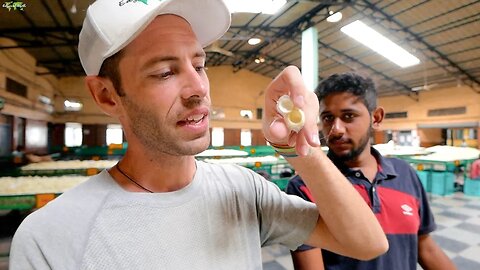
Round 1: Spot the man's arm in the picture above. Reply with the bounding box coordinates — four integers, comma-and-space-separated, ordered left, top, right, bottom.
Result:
25, 153, 43, 163
286, 148, 387, 260
418, 234, 457, 270
10, 226, 48, 270
291, 248, 324, 270
262, 66, 388, 260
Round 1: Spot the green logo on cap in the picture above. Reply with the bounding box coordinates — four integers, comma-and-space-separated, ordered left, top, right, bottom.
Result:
119, 0, 149, 6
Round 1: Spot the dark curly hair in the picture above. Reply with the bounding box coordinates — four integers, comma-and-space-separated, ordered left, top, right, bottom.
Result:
314, 73, 377, 113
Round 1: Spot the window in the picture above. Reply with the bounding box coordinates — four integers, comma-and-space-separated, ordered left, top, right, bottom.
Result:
398, 130, 413, 146
240, 110, 253, 119
6, 77, 27, 97
385, 111, 408, 119
256, 108, 263, 120
241, 129, 252, 146
106, 124, 123, 145
471, 129, 478, 140
428, 107, 466, 117
465, 128, 477, 140
211, 127, 224, 147
211, 107, 225, 120
455, 129, 464, 140
64, 122, 82, 147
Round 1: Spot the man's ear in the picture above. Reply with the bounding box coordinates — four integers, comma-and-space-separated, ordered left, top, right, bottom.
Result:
372, 106, 385, 129
85, 76, 121, 117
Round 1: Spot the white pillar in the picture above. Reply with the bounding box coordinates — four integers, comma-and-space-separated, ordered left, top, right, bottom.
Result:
301, 26, 319, 92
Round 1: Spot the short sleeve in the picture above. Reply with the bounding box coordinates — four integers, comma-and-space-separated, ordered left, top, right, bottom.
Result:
285, 175, 317, 251
253, 171, 318, 250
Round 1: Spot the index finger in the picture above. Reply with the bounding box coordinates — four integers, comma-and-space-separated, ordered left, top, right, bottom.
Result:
264, 66, 320, 149
266, 65, 310, 109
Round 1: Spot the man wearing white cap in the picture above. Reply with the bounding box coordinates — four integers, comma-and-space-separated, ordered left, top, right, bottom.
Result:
10, 0, 387, 269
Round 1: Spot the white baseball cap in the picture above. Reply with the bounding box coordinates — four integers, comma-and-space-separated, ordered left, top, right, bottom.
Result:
78, 0, 231, 75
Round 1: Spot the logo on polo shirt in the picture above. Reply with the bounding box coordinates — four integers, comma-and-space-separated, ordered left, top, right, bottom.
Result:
401, 204, 413, 216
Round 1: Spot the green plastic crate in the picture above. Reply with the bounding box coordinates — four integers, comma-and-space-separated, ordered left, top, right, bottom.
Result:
430, 171, 455, 196
415, 170, 455, 196
464, 178, 480, 197
0, 195, 36, 210
416, 170, 428, 190
271, 178, 290, 191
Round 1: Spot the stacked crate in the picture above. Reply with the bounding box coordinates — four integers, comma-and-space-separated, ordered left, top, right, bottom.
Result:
412, 161, 455, 196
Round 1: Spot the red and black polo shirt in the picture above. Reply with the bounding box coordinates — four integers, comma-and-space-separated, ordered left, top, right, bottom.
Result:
286, 147, 436, 270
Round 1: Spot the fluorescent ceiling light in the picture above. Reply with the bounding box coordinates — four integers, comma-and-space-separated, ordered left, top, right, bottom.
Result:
248, 38, 262, 45
225, 0, 286, 14
341, 20, 420, 68
255, 56, 265, 64
64, 100, 83, 111
38, 95, 52, 105
326, 11, 342, 23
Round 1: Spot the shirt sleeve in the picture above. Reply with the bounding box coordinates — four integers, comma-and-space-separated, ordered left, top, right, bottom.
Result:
10, 221, 49, 270
252, 171, 319, 251
284, 175, 317, 251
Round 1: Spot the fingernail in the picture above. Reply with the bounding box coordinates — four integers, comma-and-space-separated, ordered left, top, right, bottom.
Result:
288, 135, 296, 146
269, 120, 276, 128
270, 118, 279, 128
293, 95, 305, 107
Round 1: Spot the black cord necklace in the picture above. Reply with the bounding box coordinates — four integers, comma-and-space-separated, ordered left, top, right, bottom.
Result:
115, 163, 154, 193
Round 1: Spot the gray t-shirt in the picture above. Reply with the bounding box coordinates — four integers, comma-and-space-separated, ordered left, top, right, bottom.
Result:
10, 161, 318, 270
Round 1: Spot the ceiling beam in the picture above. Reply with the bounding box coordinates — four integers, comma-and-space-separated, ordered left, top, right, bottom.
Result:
232, 2, 331, 71
316, 40, 418, 100
56, 0, 75, 28
0, 26, 81, 35
15, 6, 74, 76
0, 42, 77, 49
212, 2, 301, 67
229, 0, 418, 99
39, 0, 78, 59
359, 0, 480, 91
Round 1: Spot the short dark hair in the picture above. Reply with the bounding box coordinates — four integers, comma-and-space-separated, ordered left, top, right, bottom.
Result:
314, 73, 377, 113
98, 50, 125, 96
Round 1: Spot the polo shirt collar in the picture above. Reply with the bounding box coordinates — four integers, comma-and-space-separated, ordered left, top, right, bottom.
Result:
327, 147, 398, 181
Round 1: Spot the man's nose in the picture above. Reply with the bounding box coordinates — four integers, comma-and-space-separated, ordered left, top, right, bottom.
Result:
181, 66, 208, 100
329, 118, 345, 136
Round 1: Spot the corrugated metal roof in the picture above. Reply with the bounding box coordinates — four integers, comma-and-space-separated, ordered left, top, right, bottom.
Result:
0, 0, 479, 97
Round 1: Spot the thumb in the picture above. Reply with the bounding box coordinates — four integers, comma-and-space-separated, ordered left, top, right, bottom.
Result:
268, 118, 290, 142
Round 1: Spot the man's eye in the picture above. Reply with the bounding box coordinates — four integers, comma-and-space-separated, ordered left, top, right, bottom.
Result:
195, 66, 207, 72
154, 71, 174, 79
322, 115, 333, 123
342, 114, 355, 121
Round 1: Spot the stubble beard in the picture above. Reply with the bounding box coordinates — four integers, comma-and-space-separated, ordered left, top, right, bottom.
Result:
123, 98, 210, 156
329, 128, 372, 163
